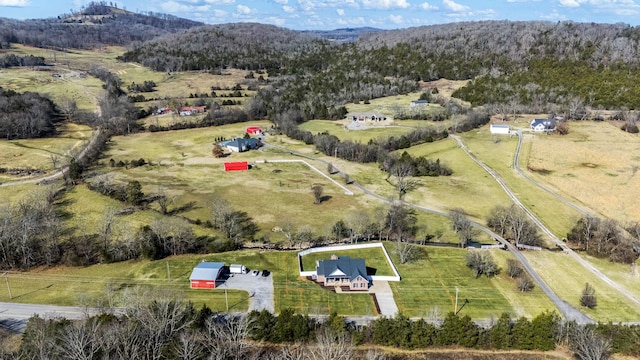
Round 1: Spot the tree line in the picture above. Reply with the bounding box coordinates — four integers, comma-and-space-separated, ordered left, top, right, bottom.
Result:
567, 216, 640, 265
0, 86, 62, 139
5, 299, 637, 359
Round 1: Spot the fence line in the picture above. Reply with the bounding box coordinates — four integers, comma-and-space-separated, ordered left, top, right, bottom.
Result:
297, 242, 401, 281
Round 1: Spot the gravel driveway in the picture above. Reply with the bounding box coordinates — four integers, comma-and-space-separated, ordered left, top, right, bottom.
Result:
223, 271, 274, 312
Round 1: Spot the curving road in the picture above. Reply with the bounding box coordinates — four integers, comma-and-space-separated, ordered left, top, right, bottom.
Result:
452, 133, 640, 311
263, 138, 593, 323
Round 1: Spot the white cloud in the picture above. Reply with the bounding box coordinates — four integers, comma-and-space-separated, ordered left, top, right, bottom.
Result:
361, 0, 410, 10
0, 0, 30, 6
236, 4, 252, 14
389, 14, 404, 23
336, 16, 365, 25
273, 0, 288, 4
161, 1, 210, 13
204, 0, 235, 4
297, 0, 316, 11
283, 5, 295, 13
559, 0, 582, 7
213, 9, 228, 17
419, 2, 438, 10
442, 0, 469, 11
336, 8, 345, 15
265, 16, 286, 25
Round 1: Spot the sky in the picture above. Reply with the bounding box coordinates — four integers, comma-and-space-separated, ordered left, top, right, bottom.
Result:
1, 0, 639, 30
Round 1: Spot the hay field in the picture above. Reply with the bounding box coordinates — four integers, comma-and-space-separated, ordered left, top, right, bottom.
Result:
526, 121, 640, 222
459, 127, 581, 238
101, 123, 375, 239
0, 45, 255, 110
0, 123, 93, 182
524, 250, 640, 321
298, 120, 415, 142
385, 245, 553, 319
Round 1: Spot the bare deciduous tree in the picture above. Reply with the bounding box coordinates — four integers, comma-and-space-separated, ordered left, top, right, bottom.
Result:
312, 185, 323, 204
569, 325, 611, 360
306, 327, 354, 360
450, 208, 474, 248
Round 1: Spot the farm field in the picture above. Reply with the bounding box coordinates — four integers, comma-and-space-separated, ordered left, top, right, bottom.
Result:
524, 250, 640, 322
384, 245, 552, 319
298, 119, 415, 142
459, 126, 582, 240
300, 246, 396, 276
526, 121, 640, 222
0, 123, 93, 182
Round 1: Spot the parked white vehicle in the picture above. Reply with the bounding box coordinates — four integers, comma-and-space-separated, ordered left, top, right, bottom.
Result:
229, 264, 247, 274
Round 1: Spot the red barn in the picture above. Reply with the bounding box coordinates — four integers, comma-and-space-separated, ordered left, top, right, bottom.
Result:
224, 161, 249, 171
246, 126, 263, 135
189, 261, 225, 289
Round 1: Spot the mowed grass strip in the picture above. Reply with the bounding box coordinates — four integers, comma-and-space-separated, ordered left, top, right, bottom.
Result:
300, 247, 396, 276
524, 250, 640, 322
386, 244, 514, 319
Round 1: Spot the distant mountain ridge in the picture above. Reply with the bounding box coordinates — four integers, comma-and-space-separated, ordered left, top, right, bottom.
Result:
302, 27, 384, 43
0, 1, 203, 50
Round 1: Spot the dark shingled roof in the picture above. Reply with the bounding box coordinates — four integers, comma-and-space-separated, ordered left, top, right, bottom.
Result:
316, 256, 368, 281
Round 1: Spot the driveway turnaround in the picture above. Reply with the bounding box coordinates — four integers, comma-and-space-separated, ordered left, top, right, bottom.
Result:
223, 271, 274, 312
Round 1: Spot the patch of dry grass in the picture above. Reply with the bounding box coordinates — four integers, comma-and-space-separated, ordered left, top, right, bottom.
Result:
526, 121, 640, 222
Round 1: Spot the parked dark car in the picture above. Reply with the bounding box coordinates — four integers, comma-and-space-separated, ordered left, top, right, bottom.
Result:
261, 269, 270, 277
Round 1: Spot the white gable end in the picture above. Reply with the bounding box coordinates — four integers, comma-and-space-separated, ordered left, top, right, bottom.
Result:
329, 269, 346, 277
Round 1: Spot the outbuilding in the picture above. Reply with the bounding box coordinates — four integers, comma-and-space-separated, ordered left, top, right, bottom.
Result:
490, 124, 510, 135
224, 161, 249, 171
246, 126, 263, 135
189, 261, 225, 289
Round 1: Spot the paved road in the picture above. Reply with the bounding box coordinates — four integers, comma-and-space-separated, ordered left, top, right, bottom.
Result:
263, 136, 592, 323
452, 133, 640, 316
510, 131, 640, 308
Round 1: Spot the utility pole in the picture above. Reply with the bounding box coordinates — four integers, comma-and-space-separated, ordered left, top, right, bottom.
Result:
224, 282, 229, 311
3, 273, 12, 300
455, 286, 458, 313
166, 261, 170, 282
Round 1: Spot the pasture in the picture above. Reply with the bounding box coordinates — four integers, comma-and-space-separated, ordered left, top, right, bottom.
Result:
524, 250, 640, 322
298, 119, 415, 143
526, 121, 640, 222
0, 122, 93, 182
385, 244, 555, 319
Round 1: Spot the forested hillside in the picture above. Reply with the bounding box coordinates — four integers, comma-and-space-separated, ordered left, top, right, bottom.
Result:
0, 1, 202, 50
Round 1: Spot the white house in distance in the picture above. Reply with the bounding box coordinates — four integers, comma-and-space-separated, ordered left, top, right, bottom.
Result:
530, 118, 557, 132
410, 99, 429, 107
490, 124, 511, 135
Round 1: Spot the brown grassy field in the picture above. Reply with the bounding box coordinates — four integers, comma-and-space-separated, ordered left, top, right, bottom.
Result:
526, 121, 640, 222
0, 122, 93, 182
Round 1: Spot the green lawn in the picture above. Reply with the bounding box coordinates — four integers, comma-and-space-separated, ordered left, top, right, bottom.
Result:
0, 250, 377, 316
300, 247, 396, 276
524, 250, 640, 322
387, 244, 522, 319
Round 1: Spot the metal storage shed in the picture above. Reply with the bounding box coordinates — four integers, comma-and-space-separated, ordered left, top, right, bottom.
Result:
189, 261, 225, 289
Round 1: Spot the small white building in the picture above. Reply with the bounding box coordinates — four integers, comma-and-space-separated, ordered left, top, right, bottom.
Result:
410, 99, 429, 107
490, 124, 511, 135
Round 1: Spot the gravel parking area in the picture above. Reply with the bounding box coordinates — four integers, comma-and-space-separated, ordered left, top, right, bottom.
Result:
223, 271, 274, 312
